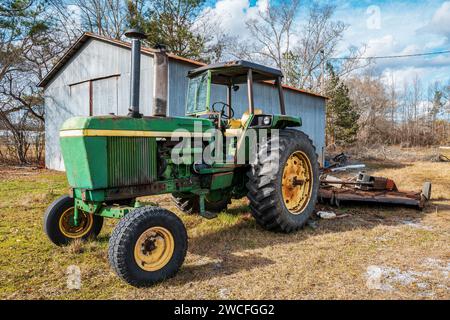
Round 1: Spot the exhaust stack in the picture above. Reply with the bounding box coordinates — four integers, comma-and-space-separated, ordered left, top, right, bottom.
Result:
125, 29, 146, 118
152, 44, 169, 117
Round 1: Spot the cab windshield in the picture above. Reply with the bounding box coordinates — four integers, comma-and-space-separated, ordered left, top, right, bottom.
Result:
185, 71, 210, 115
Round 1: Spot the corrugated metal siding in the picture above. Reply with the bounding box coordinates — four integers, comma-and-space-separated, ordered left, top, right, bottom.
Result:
92, 76, 119, 115
44, 39, 325, 171
167, 61, 191, 117
44, 39, 154, 170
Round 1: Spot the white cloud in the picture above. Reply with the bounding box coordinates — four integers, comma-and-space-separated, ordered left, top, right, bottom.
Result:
201, 1, 450, 87
421, 1, 450, 37
332, 1, 450, 86
380, 65, 449, 91
365, 35, 397, 56
424, 37, 448, 49
202, 0, 267, 37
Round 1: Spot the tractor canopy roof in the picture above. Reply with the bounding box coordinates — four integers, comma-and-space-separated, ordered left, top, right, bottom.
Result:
187, 60, 283, 85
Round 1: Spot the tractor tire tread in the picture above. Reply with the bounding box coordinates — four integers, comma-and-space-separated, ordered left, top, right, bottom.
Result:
108, 206, 187, 287
246, 130, 319, 233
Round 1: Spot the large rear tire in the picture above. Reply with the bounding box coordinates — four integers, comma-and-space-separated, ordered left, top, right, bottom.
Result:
247, 130, 319, 233
43, 195, 103, 246
108, 206, 187, 287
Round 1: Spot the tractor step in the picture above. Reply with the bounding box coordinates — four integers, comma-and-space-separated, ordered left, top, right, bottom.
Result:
192, 189, 219, 219
200, 211, 218, 220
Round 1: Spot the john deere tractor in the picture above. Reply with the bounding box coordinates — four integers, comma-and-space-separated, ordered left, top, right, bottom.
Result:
44, 30, 319, 287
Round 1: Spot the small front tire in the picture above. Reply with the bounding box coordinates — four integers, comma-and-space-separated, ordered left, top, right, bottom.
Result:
108, 206, 187, 287
43, 195, 103, 246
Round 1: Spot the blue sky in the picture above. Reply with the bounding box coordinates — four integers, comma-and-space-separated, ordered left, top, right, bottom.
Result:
204, 0, 450, 88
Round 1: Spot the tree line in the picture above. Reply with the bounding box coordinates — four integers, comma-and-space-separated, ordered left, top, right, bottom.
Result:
0, 0, 449, 164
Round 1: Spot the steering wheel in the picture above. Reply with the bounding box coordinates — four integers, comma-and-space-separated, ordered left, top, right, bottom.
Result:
212, 102, 235, 120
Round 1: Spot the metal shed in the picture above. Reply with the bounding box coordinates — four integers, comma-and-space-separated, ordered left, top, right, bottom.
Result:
38, 33, 327, 171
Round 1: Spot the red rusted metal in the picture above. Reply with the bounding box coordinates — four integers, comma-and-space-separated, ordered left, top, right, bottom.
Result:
319, 187, 426, 209
319, 174, 430, 209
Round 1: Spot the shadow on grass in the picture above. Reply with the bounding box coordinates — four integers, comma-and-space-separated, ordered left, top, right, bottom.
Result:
223, 204, 250, 215
96, 235, 111, 244
89, 198, 433, 287
429, 203, 450, 211
166, 198, 432, 286
363, 160, 414, 170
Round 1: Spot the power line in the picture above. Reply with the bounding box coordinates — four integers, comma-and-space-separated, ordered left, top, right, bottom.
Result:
330, 50, 450, 60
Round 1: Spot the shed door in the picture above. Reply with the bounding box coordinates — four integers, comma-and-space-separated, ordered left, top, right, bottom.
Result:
69, 82, 90, 116
92, 76, 119, 116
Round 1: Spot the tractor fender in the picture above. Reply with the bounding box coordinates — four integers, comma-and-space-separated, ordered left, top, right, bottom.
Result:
272, 115, 302, 129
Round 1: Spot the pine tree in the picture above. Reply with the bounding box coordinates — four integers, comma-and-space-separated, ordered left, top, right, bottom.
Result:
325, 64, 360, 145
132, 0, 206, 61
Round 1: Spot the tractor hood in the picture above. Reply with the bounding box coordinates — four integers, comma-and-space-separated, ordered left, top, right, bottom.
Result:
59, 115, 214, 193
60, 115, 215, 136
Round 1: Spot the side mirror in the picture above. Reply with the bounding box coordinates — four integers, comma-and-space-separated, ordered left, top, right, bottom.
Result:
233, 85, 240, 92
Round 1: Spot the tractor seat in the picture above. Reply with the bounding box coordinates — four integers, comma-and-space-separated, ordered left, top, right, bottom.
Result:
228, 109, 263, 129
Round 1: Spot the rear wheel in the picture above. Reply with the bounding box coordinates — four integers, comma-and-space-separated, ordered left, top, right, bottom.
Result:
247, 130, 319, 233
108, 206, 187, 287
43, 195, 103, 246
171, 192, 230, 214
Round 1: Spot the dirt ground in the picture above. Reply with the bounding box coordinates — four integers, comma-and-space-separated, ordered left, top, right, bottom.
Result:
0, 158, 449, 300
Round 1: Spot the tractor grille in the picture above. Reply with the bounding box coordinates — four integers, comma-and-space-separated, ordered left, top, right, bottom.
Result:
107, 136, 157, 187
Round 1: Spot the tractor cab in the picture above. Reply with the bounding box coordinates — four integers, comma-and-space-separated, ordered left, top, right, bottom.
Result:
185, 60, 288, 131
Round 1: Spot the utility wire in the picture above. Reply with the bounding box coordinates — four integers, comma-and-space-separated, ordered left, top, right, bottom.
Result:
329, 50, 450, 60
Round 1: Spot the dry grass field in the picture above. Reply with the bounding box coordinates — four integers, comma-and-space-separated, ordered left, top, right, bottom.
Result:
0, 157, 449, 300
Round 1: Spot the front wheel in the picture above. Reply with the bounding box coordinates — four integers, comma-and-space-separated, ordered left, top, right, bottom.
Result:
108, 206, 187, 287
247, 130, 319, 233
43, 195, 103, 246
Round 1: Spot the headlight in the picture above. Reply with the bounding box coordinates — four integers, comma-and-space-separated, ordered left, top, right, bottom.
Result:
249, 115, 272, 127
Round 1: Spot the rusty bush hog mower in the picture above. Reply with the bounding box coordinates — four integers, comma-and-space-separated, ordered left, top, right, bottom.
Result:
43, 30, 319, 287
320, 172, 432, 209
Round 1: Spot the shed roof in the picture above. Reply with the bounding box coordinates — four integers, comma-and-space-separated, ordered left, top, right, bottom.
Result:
38, 33, 327, 99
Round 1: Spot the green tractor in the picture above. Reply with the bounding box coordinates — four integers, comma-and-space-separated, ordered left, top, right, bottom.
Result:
44, 30, 319, 287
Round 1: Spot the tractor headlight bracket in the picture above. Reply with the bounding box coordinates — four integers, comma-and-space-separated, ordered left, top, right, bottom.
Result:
249, 115, 273, 128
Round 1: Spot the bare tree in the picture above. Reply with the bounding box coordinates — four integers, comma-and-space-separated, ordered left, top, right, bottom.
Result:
244, 0, 299, 71
290, 3, 347, 90
50, 0, 138, 40
193, 9, 239, 63
0, 0, 61, 164
0, 105, 35, 164
346, 71, 390, 145
235, 1, 368, 91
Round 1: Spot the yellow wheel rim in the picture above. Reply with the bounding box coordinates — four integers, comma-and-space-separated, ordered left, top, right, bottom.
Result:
58, 208, 94, 239
282, 151, 313, 214
134, 227, 174, 272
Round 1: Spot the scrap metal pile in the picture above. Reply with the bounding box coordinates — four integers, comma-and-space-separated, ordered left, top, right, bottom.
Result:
319, 155, 432, 210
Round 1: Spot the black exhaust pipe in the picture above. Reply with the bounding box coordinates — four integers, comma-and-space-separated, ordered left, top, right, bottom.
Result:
125, 29, 146, 118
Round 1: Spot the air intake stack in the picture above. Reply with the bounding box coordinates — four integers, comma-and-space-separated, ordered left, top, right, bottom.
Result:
125, 29, 146, 118
152, 44, 169, 117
